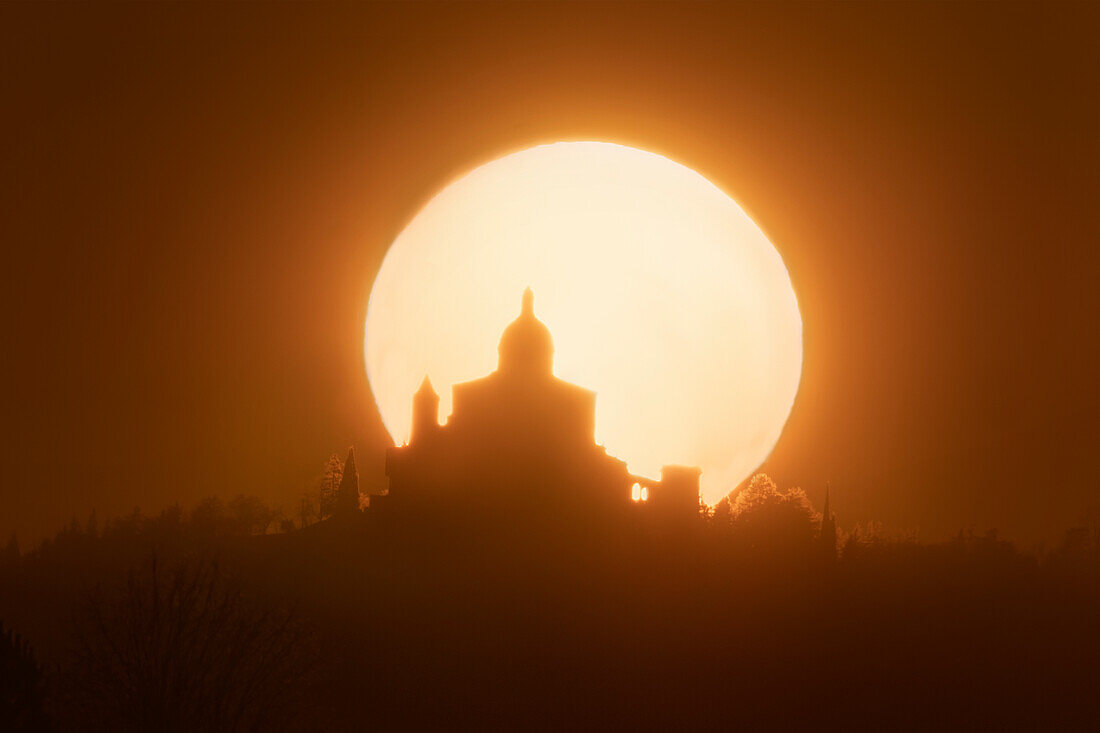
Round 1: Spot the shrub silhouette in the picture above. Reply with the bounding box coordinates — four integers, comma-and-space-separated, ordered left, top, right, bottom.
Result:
60, 557, 316, 732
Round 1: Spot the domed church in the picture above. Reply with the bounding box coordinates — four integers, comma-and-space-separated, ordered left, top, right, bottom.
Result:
379, 289, 701, 524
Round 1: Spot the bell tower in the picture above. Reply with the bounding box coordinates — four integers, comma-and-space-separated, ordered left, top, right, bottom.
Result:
411, 375, 439, 445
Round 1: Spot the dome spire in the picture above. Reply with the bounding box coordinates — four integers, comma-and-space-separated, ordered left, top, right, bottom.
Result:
497, 288, 554, 378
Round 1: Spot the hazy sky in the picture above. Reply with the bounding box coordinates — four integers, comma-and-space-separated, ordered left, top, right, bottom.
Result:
1, 2, 1098, 544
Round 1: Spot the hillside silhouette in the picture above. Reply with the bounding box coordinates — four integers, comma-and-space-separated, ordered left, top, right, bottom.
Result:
3, 489, 1100, 730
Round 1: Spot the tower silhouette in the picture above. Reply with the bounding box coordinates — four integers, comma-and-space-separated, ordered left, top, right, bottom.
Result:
411, 376, 440, 446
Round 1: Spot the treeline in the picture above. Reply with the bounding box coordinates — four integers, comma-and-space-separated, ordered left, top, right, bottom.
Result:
8, 470, 1099, 571
7, 447, 364, 568
3, 473, 1100, 730
41, 495, 283, 548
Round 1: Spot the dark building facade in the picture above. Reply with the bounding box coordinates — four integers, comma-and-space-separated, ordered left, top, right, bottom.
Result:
381, 289, 700, 525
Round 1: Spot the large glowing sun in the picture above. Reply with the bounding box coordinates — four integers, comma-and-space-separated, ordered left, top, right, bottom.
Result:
365, 142, 802, 504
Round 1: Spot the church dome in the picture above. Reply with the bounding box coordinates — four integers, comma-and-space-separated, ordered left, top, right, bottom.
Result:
498, 288, 554, 378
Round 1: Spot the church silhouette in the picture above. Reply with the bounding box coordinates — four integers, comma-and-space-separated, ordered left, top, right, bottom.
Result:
376, 289, 701, 526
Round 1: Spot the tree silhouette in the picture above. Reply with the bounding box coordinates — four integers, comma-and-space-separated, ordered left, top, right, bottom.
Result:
227, 495, 279, 535
317, 453, 344, 521
1, 534, 17, 568
190, 497, 226, 536
722, 473, 818, 555
334, 448, 360, 517
0, 620, 50, 731
61, 557, 317, 732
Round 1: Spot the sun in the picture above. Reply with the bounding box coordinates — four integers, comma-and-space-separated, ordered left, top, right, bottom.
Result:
365, 142, 802, 504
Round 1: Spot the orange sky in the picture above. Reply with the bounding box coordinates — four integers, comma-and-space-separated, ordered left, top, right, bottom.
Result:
1, 2, 1098, 544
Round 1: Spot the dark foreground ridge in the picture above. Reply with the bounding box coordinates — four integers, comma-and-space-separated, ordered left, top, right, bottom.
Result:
4, 502, 1100, 731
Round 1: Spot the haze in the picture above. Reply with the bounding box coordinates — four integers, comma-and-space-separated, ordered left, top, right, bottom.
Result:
1, 3, 1097, 543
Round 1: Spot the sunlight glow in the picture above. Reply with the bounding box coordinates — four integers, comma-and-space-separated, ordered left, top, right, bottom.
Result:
365, 142, 802, 504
